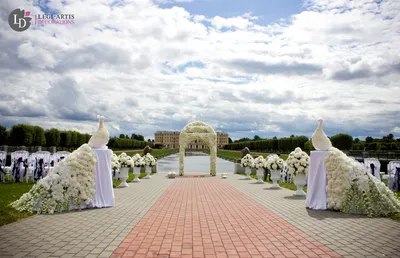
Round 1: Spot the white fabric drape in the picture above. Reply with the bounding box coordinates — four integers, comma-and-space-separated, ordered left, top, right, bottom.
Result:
91, 149, 115, 208
306, 151, 328, 210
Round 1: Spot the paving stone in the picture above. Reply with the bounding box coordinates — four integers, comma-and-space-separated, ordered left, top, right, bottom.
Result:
0, 174, 173, 257
113, 177, 341, 257
223, 174, 400, 258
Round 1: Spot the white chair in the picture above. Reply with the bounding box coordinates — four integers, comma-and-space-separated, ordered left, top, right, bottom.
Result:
387, 160, 400, 190
10, 151, 29, 182
364, 158, 381, 181
54, 151, 71, 164
25, 153, 37, 182
33, 151, 51, 180
0, 151, 8, 182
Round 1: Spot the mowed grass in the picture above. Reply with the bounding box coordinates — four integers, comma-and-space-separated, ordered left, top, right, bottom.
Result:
248, 174, 307, 192
0, 181, 35, 227
215, 150, 288, 162
113, 172, 155, 188
113, 149, 179, 159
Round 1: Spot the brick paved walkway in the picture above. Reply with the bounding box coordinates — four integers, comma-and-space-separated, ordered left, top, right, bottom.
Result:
112, 177, 341, 258
0, 174, 173, 258
224, 175, 400, 258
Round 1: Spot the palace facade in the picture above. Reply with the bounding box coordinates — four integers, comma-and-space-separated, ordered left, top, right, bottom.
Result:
155, 131, 229, 149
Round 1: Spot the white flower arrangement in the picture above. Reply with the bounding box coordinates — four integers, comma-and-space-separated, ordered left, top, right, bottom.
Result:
252, 155, 266, 169
286, 147, 310, 176
325, 147, 400, 216
10, 144, 96, 214
111, 153, 119, 170
143, 153, 157, 167
240, 154, 254, 168
118, 152, 133, 168
266, 155, 285, 171
133, 154, 145, 167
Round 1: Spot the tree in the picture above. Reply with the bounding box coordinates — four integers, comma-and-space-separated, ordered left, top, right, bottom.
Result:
330, 133, 353, 150
147, 139, 152, 142
273, 136, 277, 140
253, 135, 261, 141
383, 133, 394, 141
290, 134, 295, 138
354, 138, 360, 144
365, 136, 373, 143
228, 137, 233, 143
137, 135, 144, 141
60, 131, 72, 147
0, 125, 7, 145
131, 133, 137, 139
32, 126, 46, 146
119, 134, 125, 139
304, 140, 313, 151
45, 128, 61, 146
10, 124, 33, 146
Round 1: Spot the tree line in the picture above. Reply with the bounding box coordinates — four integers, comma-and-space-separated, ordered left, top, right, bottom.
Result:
225, 133, 400, 152
0, 124, 152, 150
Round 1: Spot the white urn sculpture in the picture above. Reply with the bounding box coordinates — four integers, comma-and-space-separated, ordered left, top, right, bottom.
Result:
88, 116, 109, 149
245, 167, 251, 179
144, 165, 151, 179
118, 167, 129, 188
311, 118, 332, 151
270, 170, 281, 189
293, 173, 306, 196
256, 168, 264, 183
133, 166, 141, 182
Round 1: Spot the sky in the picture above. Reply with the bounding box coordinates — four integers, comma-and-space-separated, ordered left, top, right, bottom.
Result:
0, 0, 399, 141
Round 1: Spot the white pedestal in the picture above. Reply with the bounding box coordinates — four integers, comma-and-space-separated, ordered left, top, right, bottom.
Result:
91, 149, 115, 208
306, 150, 328, 210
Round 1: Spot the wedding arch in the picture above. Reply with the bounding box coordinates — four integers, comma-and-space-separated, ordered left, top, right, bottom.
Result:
179, 121, 217, 176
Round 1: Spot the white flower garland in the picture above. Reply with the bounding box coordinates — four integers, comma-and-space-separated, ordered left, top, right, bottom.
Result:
266, 155, 284, 171
118, 152, 133, 168
325, 147, 400, 216
10, 144, 96, 214
286, 147, 310, 176
240, 154, 254, 168
143, 153, 157, 167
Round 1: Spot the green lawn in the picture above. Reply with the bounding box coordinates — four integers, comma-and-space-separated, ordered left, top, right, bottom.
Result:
206, 149, 288, 162
113, 172, 155, 188
0, 181, 36, 227
113, 149, 179, 159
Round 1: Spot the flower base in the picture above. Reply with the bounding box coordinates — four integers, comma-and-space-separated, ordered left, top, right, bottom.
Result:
293, 173, 306, 196
256, 168, 264, 183
245, 167, 251, 180
270, 169, 281, 189
144, 166, 151, 179
221, 173, 228, 179
133, 167, 141, 182
118, 167, 129, 188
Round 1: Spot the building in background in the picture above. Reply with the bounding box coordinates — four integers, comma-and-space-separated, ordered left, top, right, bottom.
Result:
155, 131, 229, 149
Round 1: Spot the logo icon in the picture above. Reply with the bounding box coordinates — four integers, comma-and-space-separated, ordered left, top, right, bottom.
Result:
8, 9, 32, 32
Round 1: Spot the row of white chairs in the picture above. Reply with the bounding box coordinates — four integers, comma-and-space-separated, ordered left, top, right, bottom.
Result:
0, 151, 71, 182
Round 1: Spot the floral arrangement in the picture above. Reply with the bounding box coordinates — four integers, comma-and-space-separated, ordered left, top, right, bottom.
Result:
10, 144, 96, 214
111, 153, 119, 170
252, 155, 266, 169
133, 154, 145, 167
325, 147, 400, 216
266, 155, 285, 171
143, 153, 157, 167
286, 147, 310, 176
118, 152, 133, 168
240, 154, 254, 168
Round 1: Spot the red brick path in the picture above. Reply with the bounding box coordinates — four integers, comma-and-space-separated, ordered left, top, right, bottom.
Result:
112, 178, 341, 258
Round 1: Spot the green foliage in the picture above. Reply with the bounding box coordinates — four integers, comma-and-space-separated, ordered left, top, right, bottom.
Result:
304, 140, 313, 151
330, 133, 353, 150
108, 137, 153, 150
45, 128, 61, 146
225, 136, 308, 153
32, 126, 46, 146
354, 138, 360, 144
366, 136, 374, 143
0, 125, 7, 145
10, 124, 33, 146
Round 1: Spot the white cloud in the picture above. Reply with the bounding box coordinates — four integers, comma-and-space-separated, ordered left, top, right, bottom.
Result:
0, 0, 399, 140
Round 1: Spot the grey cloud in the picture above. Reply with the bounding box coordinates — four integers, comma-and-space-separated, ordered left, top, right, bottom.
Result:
226, 59, 322, 76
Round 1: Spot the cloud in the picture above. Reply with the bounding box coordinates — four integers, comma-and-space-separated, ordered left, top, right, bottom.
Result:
0, 0, 399, 141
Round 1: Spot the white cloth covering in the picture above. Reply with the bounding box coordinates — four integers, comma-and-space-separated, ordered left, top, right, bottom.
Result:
90, 148, 115, 208
306, 151, 328, 210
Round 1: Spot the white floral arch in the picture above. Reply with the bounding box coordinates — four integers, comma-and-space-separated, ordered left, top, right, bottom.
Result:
179, 121, 217, 176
